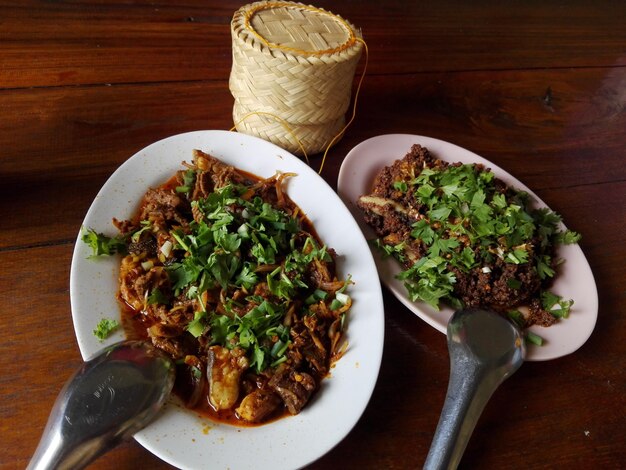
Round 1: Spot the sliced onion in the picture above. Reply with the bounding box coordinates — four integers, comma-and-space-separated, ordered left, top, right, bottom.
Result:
335, 292, 350, 306
160, 239, 173, 257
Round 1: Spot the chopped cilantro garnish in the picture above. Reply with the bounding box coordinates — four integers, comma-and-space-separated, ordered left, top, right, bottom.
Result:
371, 161, 579, 317
541, 291, 574, 318
130, 220, 152, 242
505, 248, 529, 264
84, 172, 350, 376
81, 227, 127, 257
556, 230, 582, 245
175, 169, 196, 195
93, 318, 120, 341
161, 184, 319, 299
235, 262, 258, 290
170, 182, 348, 372
207, 300, 291, 373
397, 255, 456, 309
187, 311, 207, 338
393, 181, 408, 192
536, 255, 555, 280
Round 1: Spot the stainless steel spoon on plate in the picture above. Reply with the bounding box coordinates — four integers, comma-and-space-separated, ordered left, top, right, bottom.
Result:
424, 308, 525, 470
28, 340, 175, 470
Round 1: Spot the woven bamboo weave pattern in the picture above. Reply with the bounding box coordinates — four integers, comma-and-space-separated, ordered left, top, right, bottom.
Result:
229, 1, 363, 155
233, 102, 346, 155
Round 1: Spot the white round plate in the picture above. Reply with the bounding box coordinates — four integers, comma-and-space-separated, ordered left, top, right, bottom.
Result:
337, 133, 597, 361
70, 130, 384, 469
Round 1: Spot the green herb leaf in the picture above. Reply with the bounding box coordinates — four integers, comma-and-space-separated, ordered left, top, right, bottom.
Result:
536, 255, 555, 280
235, 262, 259, 290
556, 230, 582, 245
187, 311, 207, 338
393, 181, 408, 192
147, 287, 169, 305
207, 300, 291, 373
82, 227, 127, 257
541, 291, 573, 318
410, 220, 435, 245
525, 331, 544, 346
429, 206, 452, 221
505, 248, 529, 264
130, 221, 152, 242
93, 318, 120, 341
175, 169, 196, 195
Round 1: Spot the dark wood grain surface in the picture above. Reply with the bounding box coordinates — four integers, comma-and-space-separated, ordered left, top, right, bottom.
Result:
1, 1, 624, 469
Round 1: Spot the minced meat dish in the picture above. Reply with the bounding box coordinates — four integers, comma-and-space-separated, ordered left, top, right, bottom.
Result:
357, 144, 580, 330
84, 150, 352, 425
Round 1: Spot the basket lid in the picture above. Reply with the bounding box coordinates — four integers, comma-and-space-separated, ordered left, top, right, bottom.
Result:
232, 1, 361, 58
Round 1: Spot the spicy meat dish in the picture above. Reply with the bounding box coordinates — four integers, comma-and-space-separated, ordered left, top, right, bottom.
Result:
98, 150, 351, 424
357, 144, 580, 331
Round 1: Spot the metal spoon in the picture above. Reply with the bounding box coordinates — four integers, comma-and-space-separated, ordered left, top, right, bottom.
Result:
424, 308, 525, 470
28, 340, 175, 470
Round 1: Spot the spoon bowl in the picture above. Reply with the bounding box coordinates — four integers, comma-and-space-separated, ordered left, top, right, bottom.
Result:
28, 340, 175, 470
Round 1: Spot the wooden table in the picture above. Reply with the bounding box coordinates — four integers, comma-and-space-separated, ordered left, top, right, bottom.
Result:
2, 1, 624, 468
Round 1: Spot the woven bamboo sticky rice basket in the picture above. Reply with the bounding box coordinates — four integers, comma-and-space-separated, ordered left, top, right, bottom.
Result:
229, 1, 363, 156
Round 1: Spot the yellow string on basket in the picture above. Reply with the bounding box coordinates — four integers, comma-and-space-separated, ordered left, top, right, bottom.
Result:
317, 37, 368, 174
231, 37, 368, 175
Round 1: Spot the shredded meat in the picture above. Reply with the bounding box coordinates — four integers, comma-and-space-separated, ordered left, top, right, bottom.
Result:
268, 364, 316, 415
114, 149, 349, 425
128, 238, 157, 256
140, 188, 190, 229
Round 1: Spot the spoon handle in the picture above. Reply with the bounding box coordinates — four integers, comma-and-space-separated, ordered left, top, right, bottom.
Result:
424, 308, 525, 470
423, 358, 501, 470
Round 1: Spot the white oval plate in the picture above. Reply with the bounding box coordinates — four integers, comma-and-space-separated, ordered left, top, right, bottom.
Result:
337, 134, 597, 361
70, 130, 384, 469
